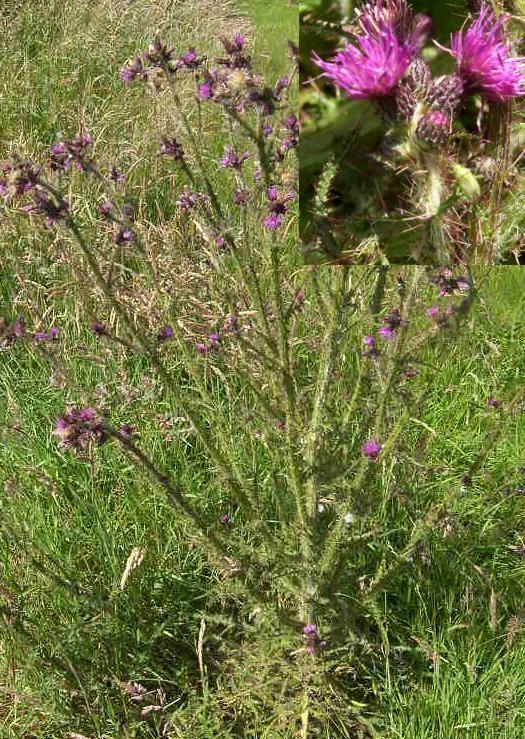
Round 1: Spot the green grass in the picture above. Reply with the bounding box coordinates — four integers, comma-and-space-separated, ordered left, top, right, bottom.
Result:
3, 266, 525, 737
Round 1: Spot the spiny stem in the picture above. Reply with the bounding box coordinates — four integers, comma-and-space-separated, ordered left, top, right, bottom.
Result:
269, 238, 305, 534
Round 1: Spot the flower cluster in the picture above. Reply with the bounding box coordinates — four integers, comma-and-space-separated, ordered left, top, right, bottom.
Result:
263, 185, 297, 230
120, 37, 204, 85
175, 187, 210, 211
435, 268, 470, 296
222, 314, 240, 336
53, 408, 107, 451
378, 307, 404, 341
220, 148, 252, 169
197, 333, 220, 355
22, 190, 70, 228
32, 326, 59, 342
313, 1, 525, 146
1, 317, 60, 348
0, 157, 70, 228
157, 136, 184, 160
0, 160, 41, 199
47, 132, 93, 172
426, 269, 472, 326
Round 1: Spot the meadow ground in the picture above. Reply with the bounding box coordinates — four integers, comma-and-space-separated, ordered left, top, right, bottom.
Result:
2, 1, 525, 738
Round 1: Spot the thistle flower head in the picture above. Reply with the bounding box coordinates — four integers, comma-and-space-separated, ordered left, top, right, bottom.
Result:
23, 190, 69, 228
158, 136, 184, 159
450, 5, 525, 101
313, 16, 420, 100
115, 227, 133, 245
54, 408, 107, 451
219, 148, 252, 168
362, 439, 382, 460
0, 160, 41, 200
356, 0, 433, 50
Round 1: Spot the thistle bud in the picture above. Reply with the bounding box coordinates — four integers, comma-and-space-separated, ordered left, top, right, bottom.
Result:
406, 57, 431, 94
416, 110, 451, 144
426, 74, 464, 112
395, 82, 417, 121
452, 163, 481, 201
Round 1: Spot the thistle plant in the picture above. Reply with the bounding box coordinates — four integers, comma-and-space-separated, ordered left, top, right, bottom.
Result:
2, 26, 525, 739
302, 0, 525, 264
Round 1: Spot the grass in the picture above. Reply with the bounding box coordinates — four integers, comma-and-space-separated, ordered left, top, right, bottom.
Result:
2, 1, 525, 738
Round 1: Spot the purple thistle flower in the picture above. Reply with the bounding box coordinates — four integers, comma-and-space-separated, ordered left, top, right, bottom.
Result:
92, 319, 107, 337
427, 303, 440, 320
220, 148, 252, 168
196, 342, 208, 355
33, 327, 59, 342
275, 76, 290, 97
176, 187, 198, 211
363, 334, 379, 357
313, 15, 420, 100
54, 408, 107, 451
268, 185, 279, 201
487, 396, 502, 409
294, 288, 305, 307
110, 165, 126, 184
158, 324, 174, 342
177, 47, 201, 69
223, 314, 240, 335
115, 227, 133, 245
263, 213, 284, 230
284, 113, 299, 133
302, 623, 325, 655
233, 188, 247, 205
220, 513, 232, 525
120, 56, 146, 85
197, 82, 211, 99
158, 136, 184, 159
48, 132, 93, 172
118, 423, 135, 437
100, 200, 114, 217
378, 325, 395, 340
362, 439, 381, 460
23, 191, 69, 228
450, 5, 525, 101
262, 123, 273, 136
356, 0, 433, 50
213, 231, 226, 248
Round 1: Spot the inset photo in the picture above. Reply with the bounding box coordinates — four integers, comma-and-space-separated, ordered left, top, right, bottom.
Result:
300, 1, 525, 264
